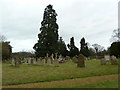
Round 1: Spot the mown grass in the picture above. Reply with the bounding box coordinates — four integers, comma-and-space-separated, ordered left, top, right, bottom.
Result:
70, 80, 118, 88
2, 59, 118, 85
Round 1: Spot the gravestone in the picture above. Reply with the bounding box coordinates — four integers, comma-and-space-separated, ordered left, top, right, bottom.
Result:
77, 54, 85, 67
11, 58, 15, 66
100, 59, 106, 65
110, 56, 118, 65
30, 58, 34, 64
50, 54, 54, 64
14, 57, 20, 66
72, 56, 78, 63
54, 53, 59, 67
33, 59, 37, 64
104, 55, 110, 61
28, 58, 31, 64
37, 58, 41, 65
42, 59, 46, 65
58, 55, 62, 62
47, 57, 51, 65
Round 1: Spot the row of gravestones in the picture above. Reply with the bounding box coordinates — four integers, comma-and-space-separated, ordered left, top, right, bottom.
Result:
100, 55, 118, 65
73, 54, 118, 67
11, 54, 118, 67
11, 53, 71, 67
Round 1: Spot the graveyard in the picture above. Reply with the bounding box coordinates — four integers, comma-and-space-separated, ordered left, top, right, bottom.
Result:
1, 3, 120, 89
2, 56, 119, 88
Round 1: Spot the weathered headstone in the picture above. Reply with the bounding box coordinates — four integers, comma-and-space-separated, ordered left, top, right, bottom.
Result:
47, 57, 51, 65
30, 58, 34, 64
50, 54, 54, 64
110, 56, 118, 65
11, 58, 15, 66
72, 56, 78, 63
100, 59, 106, 65
37, 58, 41, 65
104, 55, 110, 61
14, 57, 20, 66
77, 54, 85, 67
42, 59, 46, 65
65, 56, 71, 61
54, 53, 59, 67
33, 59, 37, 64
28, 58, 31, 64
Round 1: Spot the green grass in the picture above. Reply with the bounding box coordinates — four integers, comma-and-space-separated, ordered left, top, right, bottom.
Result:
2, 59, 118, 85
71, 80, 118, 88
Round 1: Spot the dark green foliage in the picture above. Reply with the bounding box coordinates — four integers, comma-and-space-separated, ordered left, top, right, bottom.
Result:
33, 5, 59, 57
88, 48, 96, 56
80, 37, 90, 57
1, 41, 12, 60
58, 37, 68, 56
67, 37, 79, 57
110, 42, 120, 58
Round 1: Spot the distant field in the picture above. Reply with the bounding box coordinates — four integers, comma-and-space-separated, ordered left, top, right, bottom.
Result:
2, 59, 118, 86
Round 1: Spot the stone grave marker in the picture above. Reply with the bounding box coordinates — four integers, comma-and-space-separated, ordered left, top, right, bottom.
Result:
104, 55, 110, 62
42, 59, 46, 65
47, 57, 51, 65
50, 54, 54, 64
30, 58, 34, 64
77, 54, 85, 67
54, 53, 59, 67
28, 58, 31, 64
110, 56, 118, 65
11, 58, 15, 66
37, 58, 41, 65
72, 56, 78, 63
100, 59, 106, 65
33, 59, 37, 64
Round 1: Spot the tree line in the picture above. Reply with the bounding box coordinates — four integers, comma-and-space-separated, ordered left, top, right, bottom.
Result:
1, 5, 120, 61
33, 4, 120, 58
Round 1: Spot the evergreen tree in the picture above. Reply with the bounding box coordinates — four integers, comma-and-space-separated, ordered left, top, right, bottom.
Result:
1, 41, 12, 60
67, 37, 79, 57
110, 42, 120, 58
80, 37, 90, 57
33, 5, 59, 57
58, 37, 68, 56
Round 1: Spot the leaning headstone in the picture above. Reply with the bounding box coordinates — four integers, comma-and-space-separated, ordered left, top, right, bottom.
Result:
110, 56, 118, 65
77, 54, 85, 67
100, 59, 106, 65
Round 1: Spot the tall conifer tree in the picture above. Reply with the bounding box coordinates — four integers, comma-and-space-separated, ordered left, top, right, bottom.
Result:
80, 37, 90, 57
67, 37, 79, 57
33, 5, 59, 57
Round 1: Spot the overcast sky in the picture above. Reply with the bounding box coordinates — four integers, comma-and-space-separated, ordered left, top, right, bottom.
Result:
0, 0, 119, 52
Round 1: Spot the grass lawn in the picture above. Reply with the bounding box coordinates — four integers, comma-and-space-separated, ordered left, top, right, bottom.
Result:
2, 59, 118, 86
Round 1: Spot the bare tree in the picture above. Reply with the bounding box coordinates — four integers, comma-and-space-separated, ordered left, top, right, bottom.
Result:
110, 28, 120, 42
0, 34, 7, 42
92, 44, 104, 54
